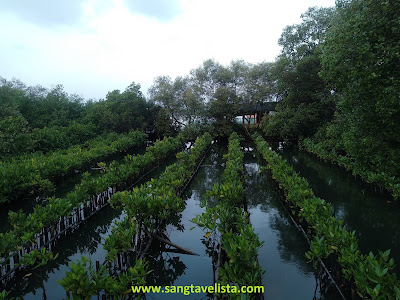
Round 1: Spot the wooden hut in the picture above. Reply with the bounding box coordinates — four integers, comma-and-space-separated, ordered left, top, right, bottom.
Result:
236, 102, 277, 128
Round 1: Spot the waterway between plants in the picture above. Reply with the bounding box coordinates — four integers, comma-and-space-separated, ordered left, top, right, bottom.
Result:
0, 145, 147, 233
278, 145, 400, 273
6, 153, 177, 299
4, 140, 399, 299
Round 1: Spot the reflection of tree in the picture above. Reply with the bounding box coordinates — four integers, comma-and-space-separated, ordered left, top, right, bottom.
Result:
145, 145, 227, 290
145, 251, 187, 287
270, 212, 340, 299
280, 147, 400, 261
7, 205, 121, 298
244, 164, 273, 209
270, 210, 314, 274
244, 153, 313, 275
244, 152, 343, 298
182, 144, 226, 209
167, 212, 185, 232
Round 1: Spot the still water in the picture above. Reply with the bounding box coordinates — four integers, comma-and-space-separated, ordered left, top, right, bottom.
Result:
5, 142, 356, 299
0, 145, 147, 233
244, 150, 340, 299
145, 143, 226, 299
7, 154, 178, 299
146, 144, 341, 299
278, 146, 400, 273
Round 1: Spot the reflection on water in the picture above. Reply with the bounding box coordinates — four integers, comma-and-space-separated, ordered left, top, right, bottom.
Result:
146, 143, 226, 299
6, 155, 178, 299
244, 153, 340, 299
0, 146, 147, 233
7, 144, 225, 299
5, 141, 366, 299
148, 143, 342, 300
7, 204, 123, 299
279, 146, 400, 273
143, 251, 187, 287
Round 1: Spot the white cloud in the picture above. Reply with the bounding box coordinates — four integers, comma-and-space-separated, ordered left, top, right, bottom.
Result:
124, 0, 182, 22
0, 0, 83, 27
0, 0, 335, 100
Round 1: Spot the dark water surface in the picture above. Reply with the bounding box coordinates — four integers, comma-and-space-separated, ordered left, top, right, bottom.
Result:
0, 146, 147, 232
5, 142, 367, 299
244, 150, 340, 299
146, 144, 342, 299
7, 154, 177, 299
145, 143, 226, 299
277, 146, 400, 273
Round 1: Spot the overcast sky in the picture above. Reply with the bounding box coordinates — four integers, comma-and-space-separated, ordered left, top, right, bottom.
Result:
0, 0, 335, 100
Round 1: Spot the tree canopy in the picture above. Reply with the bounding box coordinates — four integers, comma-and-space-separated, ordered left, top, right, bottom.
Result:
317, 0, 400, 175
262, 6, 336, 140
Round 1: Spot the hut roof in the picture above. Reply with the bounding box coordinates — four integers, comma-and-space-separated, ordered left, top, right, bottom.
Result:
237, 102, 277, 114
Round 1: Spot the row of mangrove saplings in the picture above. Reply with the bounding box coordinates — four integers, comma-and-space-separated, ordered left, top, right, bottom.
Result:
57, 132, 214, 299
254, 133, 400, 299
0, 133, 186, 284
302, 138, 400, 200
193, 132, 264, 299
0, 130, 148, 204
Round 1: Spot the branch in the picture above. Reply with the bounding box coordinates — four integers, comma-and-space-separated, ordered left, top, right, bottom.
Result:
142, 227, 199, 256
152, 233, 199, 256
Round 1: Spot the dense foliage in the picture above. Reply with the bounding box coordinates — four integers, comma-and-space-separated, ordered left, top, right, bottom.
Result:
0, 80, 85, 128
262, 7, 336, 140
0, 134, 185, 270
83, 83, 155, 134
0, 78, 167, 158
0, 130, 147, 204
319, 0, 400, 175
259, 0, 400, 199
254, 133, 400, 299
301, 0, 400, 198
149, 59, 276, 136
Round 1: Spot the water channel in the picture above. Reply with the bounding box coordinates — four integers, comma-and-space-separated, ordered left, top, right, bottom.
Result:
4, 140, 398, 299
144, 143, 341, 299
0, 145, 147, 233
244, 148, 340, 299
6, 154, 178, 299
278, 145, 400, 274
